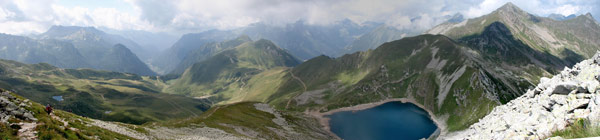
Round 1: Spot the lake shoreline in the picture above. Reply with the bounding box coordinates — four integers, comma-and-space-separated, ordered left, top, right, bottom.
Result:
306, 98, 447, 139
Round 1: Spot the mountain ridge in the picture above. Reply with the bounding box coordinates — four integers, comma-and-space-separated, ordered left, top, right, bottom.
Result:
427, 2, 600, 59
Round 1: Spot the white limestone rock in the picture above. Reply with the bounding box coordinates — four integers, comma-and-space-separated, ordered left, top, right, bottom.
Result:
442, 52, 600, 139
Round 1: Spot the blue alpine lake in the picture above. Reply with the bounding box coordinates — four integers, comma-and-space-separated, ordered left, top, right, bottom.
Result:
327, 102, 438, 140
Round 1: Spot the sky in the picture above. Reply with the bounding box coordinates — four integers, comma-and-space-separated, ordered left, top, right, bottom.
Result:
0, 0, 598, 35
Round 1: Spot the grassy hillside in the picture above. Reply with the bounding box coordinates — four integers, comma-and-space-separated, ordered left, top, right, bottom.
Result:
170, 35, 253, 75
0, 59, 210, 125
166, 39, 301, 104
157, 102, 334, 139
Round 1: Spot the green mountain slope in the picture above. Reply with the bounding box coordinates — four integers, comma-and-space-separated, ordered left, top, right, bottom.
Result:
150, 30, 238, 74
167, 39, 301, 104
155, 102, 335, 139
0, 59, 210, 125
170, 35, 253, 75
263, 34, 571, 132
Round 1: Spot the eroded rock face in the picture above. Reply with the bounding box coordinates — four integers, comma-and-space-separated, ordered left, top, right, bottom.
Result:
444, 52, 600, 139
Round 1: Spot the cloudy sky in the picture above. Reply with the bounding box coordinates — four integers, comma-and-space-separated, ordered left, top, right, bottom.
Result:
0, 0, 598, 35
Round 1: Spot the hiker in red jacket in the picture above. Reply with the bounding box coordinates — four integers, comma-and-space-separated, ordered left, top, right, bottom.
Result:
45, 104, 53, 115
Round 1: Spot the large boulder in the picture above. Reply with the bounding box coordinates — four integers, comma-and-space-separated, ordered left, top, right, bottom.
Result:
552, 82, 579, 95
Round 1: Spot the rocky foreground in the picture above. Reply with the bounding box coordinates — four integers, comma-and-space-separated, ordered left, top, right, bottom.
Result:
0, 91, 38, 139
445, 52, 600, 139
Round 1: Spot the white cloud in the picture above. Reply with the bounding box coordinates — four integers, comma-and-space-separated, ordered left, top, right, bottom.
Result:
0, 0, 598, 35
0, 8, 15, 21
554, 4, 580, 16
0, 0, 153, 35
0, 20, 46, 35
465, 0, 507, 18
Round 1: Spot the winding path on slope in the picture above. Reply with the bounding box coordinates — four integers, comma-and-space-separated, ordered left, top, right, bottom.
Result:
285, 71, 307, 109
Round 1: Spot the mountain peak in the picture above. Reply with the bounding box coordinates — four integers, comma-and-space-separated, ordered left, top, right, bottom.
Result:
496, 2, 525, 13
235, 35, 252, 42
585, 12, 594, 19
47, 25, 101, 33
447, 13, 465, 23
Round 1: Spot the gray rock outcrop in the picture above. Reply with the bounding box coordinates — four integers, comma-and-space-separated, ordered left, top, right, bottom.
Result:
444, 52, 600, 139
0, 91, 37, 123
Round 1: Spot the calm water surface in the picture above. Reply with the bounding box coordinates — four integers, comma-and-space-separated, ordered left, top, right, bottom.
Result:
328, 102, 438, 140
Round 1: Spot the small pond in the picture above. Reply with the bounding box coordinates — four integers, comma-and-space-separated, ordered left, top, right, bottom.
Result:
52, 96, 63, 101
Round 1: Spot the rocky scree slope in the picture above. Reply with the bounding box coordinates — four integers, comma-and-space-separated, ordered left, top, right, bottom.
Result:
445, 52, 600, 139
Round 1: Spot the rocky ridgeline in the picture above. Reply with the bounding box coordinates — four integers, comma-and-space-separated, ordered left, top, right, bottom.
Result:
445, 52, 600, 139
0, 90, 37, 123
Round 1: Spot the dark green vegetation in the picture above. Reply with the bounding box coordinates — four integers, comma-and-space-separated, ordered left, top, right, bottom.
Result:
551, 119, 600, 139
0, 59, 210, 125
0, 89, 134, 139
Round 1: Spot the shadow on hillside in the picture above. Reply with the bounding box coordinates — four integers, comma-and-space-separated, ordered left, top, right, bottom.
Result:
459, 21, 582, 73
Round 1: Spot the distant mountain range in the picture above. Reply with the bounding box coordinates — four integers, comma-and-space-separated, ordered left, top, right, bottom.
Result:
0, 26, 156, 76
150, 19, 418, 74
0, 34, 89, 69
548, 13, 577, 21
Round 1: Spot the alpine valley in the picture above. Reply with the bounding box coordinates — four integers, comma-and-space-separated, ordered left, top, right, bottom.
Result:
1, 1, 600, 140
